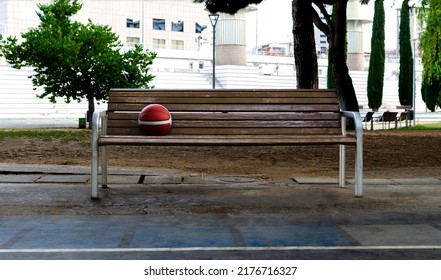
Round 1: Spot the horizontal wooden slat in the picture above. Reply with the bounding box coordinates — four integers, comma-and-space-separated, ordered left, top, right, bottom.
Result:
108, 96, 339, 104
108, 119, 341, 129
113, 112, 340, 120
108, 103, 340, 112
98, 134, 356, 146
106, 127, 342, 136
108, 112, 341, 121
109, 88, 338, 98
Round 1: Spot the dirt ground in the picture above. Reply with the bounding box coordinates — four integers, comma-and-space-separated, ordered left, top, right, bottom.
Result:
1, 129, 440, 181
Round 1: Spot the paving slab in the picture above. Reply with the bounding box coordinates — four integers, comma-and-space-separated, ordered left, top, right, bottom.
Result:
341, 224, 441, 246
0, 174, 42, 183
36, 174, 90, 183
0, 163, 182, 177
293, 177, 339, 184
142, 174, 183, 184
239, 225, 350, 247
348, 178, 397, 185
102, 175, 141, 184
130, 226, 236, 248
391, 178, 441, 185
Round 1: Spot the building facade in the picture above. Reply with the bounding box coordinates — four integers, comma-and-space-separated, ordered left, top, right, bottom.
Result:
0, 0, 212, 52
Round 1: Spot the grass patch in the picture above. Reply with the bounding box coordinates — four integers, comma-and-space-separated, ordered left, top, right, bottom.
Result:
0, 129, 91, 139
398, 122, 441, 130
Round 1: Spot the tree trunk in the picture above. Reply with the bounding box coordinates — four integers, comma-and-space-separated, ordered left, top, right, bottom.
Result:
87, 95, 95, 129
292, 0, 319, 89
329, 0, 359, 111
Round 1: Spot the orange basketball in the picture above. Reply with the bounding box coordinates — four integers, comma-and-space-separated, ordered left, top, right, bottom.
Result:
138, 104, 172, 135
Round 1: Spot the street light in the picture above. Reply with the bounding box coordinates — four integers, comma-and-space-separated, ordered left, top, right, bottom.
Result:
209, 14, 219, 89
141, 0, 145, 46
411, 38, 417, 126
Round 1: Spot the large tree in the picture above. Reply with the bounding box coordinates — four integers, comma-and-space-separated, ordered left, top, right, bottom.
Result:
326, 6, 338, 89
367, 0, 385, 111
293, 1, 319, 89
195, 0, 371, 111
419, 0, 441, 111
318, 0, 362, 111
398, 0, 414, 106
0, 0, 156, 123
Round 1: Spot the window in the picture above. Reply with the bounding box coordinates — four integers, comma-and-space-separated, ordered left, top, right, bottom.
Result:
126, 18, 140, 28
195, 22, 207, 33
172, 21, 184, 32
127, 37, 140, 47
153, 38, 166, 48
153, 18, 165, 30
171, 40, 184, 50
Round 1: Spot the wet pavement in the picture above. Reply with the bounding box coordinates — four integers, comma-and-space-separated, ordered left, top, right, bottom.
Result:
0, 163, 440, 260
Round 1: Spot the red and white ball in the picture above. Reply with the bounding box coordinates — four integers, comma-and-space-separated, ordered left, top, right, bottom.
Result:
138, 104, 172, 135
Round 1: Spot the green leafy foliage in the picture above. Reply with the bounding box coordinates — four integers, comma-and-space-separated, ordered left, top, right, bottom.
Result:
419, 0, 441, 111
367, 0, 385, 111
193, 0, 263, 14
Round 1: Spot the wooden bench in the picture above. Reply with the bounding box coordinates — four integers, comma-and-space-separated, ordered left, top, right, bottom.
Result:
91, 89, 363, 199
381, 111, 399, 129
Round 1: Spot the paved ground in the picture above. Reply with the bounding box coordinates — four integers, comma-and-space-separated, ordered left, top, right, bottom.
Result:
0, 164, 440, 260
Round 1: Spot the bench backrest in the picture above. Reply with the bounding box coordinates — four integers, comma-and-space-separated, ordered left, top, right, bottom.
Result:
106, 89, 342, 136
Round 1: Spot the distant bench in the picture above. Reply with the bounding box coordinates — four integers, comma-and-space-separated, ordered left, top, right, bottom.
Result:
91, 89, 363, 199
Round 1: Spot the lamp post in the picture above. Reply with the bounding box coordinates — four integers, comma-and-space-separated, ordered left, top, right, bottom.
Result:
209, 14, 219, 89
411, 38, 417, 126
141, 0, 145, 46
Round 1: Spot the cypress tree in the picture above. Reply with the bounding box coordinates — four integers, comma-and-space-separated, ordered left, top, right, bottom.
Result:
367, 0, 385, 111
398, 0, 414, 106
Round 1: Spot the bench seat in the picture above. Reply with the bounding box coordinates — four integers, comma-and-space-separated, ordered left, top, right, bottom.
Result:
98, 134, 357, 146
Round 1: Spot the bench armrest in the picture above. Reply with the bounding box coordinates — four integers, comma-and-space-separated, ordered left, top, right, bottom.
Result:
341, 111, 363, 139
92, 110, 108, 140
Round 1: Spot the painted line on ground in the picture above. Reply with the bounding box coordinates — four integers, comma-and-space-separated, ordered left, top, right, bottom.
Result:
1, 245, 441, 254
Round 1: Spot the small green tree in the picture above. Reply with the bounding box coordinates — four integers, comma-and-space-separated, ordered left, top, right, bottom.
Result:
419, 0, 441, 111
399, 0, 414, 106
0, 0, 156, 123
367, 0, 385, 111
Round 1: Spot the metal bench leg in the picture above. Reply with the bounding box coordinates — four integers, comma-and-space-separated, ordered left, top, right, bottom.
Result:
91, 138, 99, 199
101, 145, 108, 188
339, 144, 346, 188
355, 136, 363, 197
91, 110, 107, 199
